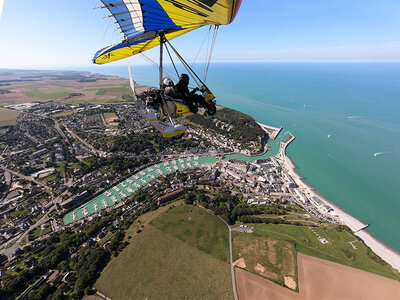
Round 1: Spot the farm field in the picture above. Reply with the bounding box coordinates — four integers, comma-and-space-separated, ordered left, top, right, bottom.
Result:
23, 88, 73, 99
0, 108, 20, 127
95, 203, 233, 299
254, 224, 400, 281
0, 73, 147, 105
236, 253, 400, 300
95, 87, 130, 95
232, 232, 297, 289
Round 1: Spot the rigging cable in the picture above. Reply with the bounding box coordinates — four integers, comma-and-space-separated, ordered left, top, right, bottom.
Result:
204, 26, 211, 80
138, 52, 179, 81
164, 43, 180, 79
166, 39, 209, 90
204, 25, 219, 83
191, 26, 212, 67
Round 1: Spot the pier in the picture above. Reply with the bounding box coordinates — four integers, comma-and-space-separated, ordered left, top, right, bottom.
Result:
257, 122, 282, 140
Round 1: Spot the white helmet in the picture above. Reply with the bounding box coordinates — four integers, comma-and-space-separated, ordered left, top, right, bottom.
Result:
163, 77, 173, 87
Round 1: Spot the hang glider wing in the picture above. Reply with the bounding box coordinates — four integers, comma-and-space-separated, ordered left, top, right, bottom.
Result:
93, 27, 198, 64
93, 0, 242, 64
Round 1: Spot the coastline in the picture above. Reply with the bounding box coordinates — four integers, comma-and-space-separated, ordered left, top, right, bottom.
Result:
274, 129, 400, 273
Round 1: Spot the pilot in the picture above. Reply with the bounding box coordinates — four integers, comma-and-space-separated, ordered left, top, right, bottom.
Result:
175, 73, 207, 114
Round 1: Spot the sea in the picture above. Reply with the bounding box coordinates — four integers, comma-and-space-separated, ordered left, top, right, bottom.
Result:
75, 62, 400, 252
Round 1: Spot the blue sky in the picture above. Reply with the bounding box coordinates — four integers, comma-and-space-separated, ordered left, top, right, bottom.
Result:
0, 0, 400, 68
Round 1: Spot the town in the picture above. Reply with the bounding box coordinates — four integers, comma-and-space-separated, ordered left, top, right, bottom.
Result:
0, 72, 360, 299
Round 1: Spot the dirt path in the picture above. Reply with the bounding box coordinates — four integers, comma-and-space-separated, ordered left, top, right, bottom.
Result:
198, 205, 238, 300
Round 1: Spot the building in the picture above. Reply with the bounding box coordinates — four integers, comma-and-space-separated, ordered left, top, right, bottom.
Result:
295, 189, 309, 204
30, 148, 48, 159
157, 188, 184, 205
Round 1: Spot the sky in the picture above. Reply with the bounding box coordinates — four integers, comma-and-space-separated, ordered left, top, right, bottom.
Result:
0, 0, 400, 68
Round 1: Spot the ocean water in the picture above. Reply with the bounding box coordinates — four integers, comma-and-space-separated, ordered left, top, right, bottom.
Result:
80, 62, 400, 252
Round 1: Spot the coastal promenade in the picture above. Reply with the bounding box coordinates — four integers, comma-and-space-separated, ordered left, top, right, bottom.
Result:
275, 131, 400, 272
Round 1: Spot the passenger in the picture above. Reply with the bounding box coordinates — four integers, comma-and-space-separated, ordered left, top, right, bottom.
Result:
162, 77, 178, 98
175, 73, 207, 114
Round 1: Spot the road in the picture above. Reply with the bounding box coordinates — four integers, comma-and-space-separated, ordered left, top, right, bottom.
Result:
51, 117, 70, 145
0, 164, 50, 190
64, 126, 106, 157
1, 209, 52, 258
199, 206, 238, 300
216, 215, 238, 300
228, 225, 238, 300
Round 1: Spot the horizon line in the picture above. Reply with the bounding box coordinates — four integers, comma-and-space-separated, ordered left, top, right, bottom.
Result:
2, 60, 400, 70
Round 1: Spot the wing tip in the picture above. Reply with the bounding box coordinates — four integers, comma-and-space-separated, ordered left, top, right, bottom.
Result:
231, 0, 242, 23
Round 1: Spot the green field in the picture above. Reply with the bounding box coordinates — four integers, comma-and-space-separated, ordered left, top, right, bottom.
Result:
29, 222, 52, 239
9, 208, 28, 218
151, 204, 229, 262
23, 89, 72, 99
103, 112, 117, 119
63, 97, 128, 105
95, 87, 130, 95
95, 203, 233, 299
253, 224, 400, 281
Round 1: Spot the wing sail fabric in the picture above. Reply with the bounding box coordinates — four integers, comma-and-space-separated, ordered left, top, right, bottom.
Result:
93, 27, 198, 64
94, 0, 241, 64
100, 0, 182, 38
156, 0, 241, 27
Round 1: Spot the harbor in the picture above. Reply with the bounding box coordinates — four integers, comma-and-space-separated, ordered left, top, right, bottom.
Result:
62, 123, 400, 273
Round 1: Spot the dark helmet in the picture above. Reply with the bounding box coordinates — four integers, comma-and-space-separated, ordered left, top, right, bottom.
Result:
180, 73, 189, 83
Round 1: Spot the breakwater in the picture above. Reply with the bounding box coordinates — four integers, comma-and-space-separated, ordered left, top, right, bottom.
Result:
257, 122, 282, 140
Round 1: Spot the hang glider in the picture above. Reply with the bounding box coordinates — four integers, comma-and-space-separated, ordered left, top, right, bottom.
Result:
93, 0, 242, 64
94, 0, 241, 138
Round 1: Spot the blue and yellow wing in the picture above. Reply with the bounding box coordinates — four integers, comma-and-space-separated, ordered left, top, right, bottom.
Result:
93, 0, 242, 64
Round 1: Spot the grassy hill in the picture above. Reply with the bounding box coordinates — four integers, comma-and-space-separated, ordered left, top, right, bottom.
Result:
95, 202, 233, 299
151, 204, 229, 262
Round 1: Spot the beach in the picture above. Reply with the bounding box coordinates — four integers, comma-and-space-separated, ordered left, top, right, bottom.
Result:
272, 127, 400, 272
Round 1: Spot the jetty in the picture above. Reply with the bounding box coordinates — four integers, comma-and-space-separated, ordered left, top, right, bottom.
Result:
276, 132, 295, 160
257, 122, 282, 140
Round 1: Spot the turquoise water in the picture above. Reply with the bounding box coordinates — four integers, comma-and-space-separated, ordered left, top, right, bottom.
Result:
223, 136, 283, 161
79, 62, 400, 252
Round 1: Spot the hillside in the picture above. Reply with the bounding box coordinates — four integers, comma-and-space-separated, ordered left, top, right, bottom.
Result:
95, 202, 233, 299
183, 107, 264, 151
